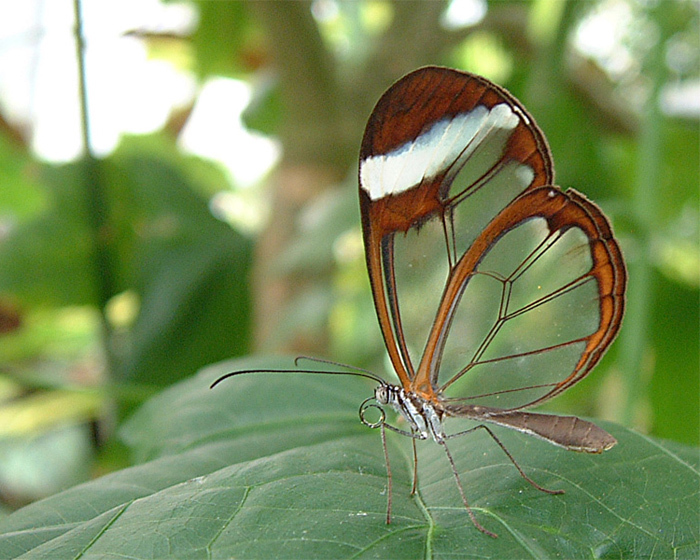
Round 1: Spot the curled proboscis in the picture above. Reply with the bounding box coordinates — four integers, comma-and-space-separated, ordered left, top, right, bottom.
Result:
359, 398, 386, 429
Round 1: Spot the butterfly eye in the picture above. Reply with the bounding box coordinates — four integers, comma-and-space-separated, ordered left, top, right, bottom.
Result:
374, 385, 389, 404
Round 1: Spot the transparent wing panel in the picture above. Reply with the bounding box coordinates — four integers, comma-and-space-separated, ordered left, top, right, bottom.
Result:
447, 159, 536, 261
437, 218, 603, 408
390, 219, 450, 371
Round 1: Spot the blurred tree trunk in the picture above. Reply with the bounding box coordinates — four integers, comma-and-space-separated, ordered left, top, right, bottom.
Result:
246, 1, 453, 354
247, 1, 348, 353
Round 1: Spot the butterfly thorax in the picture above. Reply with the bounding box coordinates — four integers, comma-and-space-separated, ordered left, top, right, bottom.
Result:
375, 385, 447, 444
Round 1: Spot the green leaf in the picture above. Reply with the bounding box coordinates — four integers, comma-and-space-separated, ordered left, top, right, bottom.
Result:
0, 153, 252, 386
110, 155, 253, 385
0, 134, 45, 220
650, 272, 700, 444
0, 162, 97, 307
0, 357, 697, 559
191, 1, 253, 78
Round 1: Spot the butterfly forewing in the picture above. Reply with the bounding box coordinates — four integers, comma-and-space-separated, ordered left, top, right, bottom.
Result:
359, 67, 554, 392
360, 65, 625, 413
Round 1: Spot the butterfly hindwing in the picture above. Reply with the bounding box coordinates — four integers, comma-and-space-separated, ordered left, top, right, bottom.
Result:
429, 186, 626, 409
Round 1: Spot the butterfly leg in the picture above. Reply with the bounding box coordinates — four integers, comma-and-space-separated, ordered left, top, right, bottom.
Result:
447, 424, 565, 495
360, 401, 409, 524
378, 424, 426, 496
380, 423, 427, 522
379, 421, 393, 524
367, 415, 498, 539
410, 437, 419, 496
440, 440, 498, 538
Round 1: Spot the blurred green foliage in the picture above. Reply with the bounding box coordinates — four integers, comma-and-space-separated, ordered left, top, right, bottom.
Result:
0, 0, 697, 517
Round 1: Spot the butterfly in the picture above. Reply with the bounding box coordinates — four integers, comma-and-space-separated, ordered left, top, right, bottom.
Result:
212, 66, 626, 538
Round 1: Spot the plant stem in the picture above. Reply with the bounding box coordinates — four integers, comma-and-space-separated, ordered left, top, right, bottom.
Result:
618, 16, 666, 428
73, 0, 117, 379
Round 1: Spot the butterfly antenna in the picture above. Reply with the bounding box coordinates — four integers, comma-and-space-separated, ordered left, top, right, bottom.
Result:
210, 362, 387, 389
294, 355, 380, 378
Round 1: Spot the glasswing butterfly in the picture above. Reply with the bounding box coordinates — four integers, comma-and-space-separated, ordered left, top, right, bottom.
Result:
212, 66, 626, 538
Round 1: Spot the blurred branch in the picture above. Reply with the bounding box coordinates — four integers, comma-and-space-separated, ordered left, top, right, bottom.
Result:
247, 1, 466, 354
568, 56, 638, 135
248, 1, 344, 166
358, 0, 474, 108
479, 2, 637, 136
368, 0, 446, 79
0, 111, 30, 150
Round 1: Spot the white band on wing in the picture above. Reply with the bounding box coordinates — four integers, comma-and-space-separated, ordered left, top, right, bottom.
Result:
360, 103, 520, 201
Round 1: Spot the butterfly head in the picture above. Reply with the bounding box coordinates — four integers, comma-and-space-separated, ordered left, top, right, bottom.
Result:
374, 384, 396, 406
363, 383, 447, 443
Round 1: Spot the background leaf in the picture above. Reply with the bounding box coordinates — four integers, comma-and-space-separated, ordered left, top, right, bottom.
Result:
0, 357, 696, 559
108, 155, 252, 385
